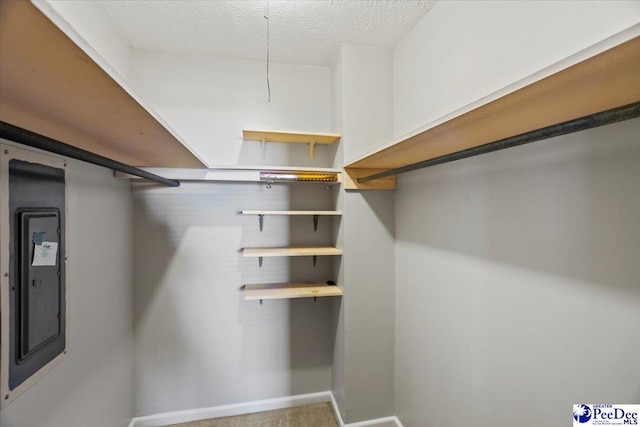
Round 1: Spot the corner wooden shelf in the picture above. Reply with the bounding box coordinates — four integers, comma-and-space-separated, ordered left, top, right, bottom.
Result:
244, 282, 343, 301
344, 35, 640, 189
243, 246, 342, 257
243, 129, 341, 159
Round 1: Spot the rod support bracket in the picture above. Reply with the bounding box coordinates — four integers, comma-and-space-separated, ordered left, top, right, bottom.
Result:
308, 141, 316, 159
260, 137, 267, 159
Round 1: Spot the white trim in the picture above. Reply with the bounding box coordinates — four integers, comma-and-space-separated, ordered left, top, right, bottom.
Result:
129, 392, 331, 427
0, 144, 69, 409
346, 416, 404, 427
329, 391, 345, 427
128, 391, 403, 427
328, 392, 404, 427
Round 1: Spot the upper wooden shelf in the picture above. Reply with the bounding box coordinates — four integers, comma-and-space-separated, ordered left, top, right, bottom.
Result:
241, 211, 342, 216
242, 246, 343, 257
344, 35, 640, 185
0, 1, 204, 168
243, 129, 341, 159
244, 282, 343, 301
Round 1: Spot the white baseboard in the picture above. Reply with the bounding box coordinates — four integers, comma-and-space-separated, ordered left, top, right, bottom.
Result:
345, 417, 403, 427
128, 391, 331, 427
129, 391, 403, 427
327, 393, 403, 427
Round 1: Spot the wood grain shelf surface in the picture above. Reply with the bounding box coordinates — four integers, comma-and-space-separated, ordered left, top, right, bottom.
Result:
242, 246, 343, 257
0, 1, 204, 168
243, 129, 341, 145
244, 282, 343, 300
241, 210, 342, 216
345, 36, 640, 174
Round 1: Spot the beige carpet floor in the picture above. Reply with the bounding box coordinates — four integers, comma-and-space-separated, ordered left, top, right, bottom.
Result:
166, 403, 339, 427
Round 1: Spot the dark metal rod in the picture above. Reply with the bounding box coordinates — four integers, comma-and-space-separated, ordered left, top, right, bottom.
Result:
358, 102, 640, 183
0, 121, 180, 187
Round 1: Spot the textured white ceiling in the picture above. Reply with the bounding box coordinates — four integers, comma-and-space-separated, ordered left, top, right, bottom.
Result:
97, 0, 435, 66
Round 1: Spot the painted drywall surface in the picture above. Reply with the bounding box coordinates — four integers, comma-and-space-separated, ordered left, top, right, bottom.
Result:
130, 51, 333, 168
341, 45, 394, 163
343, 191, 396, 423
0, 144, 134, 427
393, 0, 640, 137
330, 46, 346, 420
394, 119, 640, 426
335, 45, 396, 423
133, 182, 338, 416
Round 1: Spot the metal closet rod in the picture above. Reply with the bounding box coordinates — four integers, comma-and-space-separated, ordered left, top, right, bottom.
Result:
0, 121, 180, 187
357, 101, 640, 183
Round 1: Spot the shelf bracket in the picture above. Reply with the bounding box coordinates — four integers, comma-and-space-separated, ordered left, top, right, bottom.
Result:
308, 141, 316, 160
258, 257, 263, 268
313, 215, 318, 232
261, 137, 267, 159
258, 214, 264, 232
313, 256, 317, 267
260, 299, 263, 305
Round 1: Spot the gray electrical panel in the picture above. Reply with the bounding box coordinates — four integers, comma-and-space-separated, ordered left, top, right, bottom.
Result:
8, 159, 66, 390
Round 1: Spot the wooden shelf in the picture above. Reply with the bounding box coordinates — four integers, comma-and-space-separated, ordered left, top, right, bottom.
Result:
242, 246, 342, 257
344, 35, 640, 188
243, 129, 341, 159
0, 1, 204, 168
244, 282, 343, 301
241, 210, 342, 216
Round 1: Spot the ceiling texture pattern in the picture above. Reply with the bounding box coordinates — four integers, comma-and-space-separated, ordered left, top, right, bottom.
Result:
97, 0, 434, 66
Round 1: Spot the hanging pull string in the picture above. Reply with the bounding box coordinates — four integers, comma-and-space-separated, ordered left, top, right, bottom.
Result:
264, 0, 271, 103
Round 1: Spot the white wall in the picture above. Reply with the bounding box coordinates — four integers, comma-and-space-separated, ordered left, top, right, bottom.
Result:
340, 45, 394, 163
130, 52, 333, 168
330, 46, 346, 417
0, 143, 134, 427
393, 0, 640, 137
333, 45, 396, 423
133, 182, 338, 416
392, 2, 640, 425
127, 47, 339, 416
395, 118, 640, 426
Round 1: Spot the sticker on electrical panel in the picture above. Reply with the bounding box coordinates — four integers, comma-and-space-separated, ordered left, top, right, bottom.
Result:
32, 241, 58, 266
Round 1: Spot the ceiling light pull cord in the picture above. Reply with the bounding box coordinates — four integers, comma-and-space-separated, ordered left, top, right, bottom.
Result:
265, 0, 271, 103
